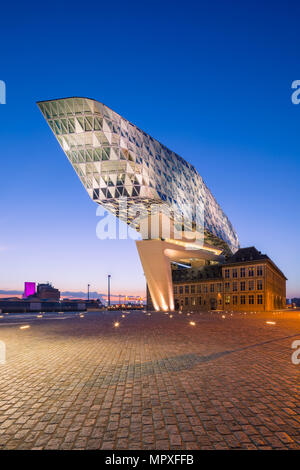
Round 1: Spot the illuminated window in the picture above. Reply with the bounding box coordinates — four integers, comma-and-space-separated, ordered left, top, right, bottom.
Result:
240, 295, 246, 305
240, 268, 245, 278
225, 295, 230, 304
191, 297, 196, 306
257, 265, 263, 276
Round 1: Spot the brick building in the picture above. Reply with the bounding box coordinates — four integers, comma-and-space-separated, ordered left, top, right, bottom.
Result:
172, 247, 286, 312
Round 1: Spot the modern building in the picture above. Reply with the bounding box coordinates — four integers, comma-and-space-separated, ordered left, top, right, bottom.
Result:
23, 281, 36, 299
173, 247, 286, 311
38, 97, 242, 311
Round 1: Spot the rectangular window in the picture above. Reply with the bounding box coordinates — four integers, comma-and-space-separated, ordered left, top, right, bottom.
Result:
191, 285, 195, 294
249, 280, 254, 291
240, 295, 246, 305
240, 267, 245, 278
185, 285, 189, 294
233, 281, 238, 292
185, 297, 189, 306
249, 294, 254, 304
204, 285, 208, 293
225, 269, 230, 278
248, 267, 254, 277
191, 297, 196, 306
210, 284, 214, 293
225, 282, 230, 292
257, 265, 263, 276
179, 286, 183, 295
217, 283, 222, 293
232, 268, 237, 278
240, 281, 245, 291
198, 296, 202, 305
174, 286, 177, 294
225, 295, 230, 304
197, 285, 201, 294
257, 294, 263, 304
257, 280, 263, 291
233, 295, 238, 305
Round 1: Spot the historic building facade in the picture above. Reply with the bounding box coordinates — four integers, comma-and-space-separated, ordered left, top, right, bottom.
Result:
173, 247, 286, 312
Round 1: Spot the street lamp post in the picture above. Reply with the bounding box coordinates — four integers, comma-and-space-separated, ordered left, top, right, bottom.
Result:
108, 275, 111, 307
87, 284, 90, 302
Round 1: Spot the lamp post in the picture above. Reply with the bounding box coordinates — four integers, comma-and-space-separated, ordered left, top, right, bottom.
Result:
87, 284, 90, 302
108, 275, 111, 307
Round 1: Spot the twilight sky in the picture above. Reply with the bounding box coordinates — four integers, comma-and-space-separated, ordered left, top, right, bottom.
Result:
0, 1, 299, 299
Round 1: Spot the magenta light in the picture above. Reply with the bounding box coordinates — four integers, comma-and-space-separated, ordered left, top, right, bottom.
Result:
23, 282, 36, 299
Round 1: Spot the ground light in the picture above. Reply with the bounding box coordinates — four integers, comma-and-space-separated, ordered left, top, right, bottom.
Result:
20, 325, 30, 330
114, 321, 120, 328
189, 321, 196, 326
266, 321, 276, 325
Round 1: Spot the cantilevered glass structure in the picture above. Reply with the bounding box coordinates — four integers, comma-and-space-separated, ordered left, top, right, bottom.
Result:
38, 97, 239, 311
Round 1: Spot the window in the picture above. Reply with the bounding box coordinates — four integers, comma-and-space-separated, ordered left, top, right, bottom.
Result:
257, 280, 263, 291
219, 299, 222, 305
232, 268, 237, 278
191, 297, 196, 306
225, 269, 230, 278
185, 297, 189, 306
233, 281, 238, 292
240, 295, 246, 305
198, 296, 202, 305
240, 267, 245, 278
225, 282, 230, 292
249, 280, 254, 291
225, 295, 230, 304
248, 267, 254, 277
174, 286, 177, 294
257, 294, 263, 304
179, 286, 183, 295
203, 285, 208, 293
197, 285, 201, 294
217, 283, 222, 293
191, 285, 195, 294
257, 265, 263, 276
249, 295, 254, 304
240, 281, 245, 291
233, 295, 238, 305
210, 284, 214, 293
185, 285, 189, 294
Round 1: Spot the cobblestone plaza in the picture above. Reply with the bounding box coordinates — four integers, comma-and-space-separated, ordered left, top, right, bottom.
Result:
0, 310, 299, 450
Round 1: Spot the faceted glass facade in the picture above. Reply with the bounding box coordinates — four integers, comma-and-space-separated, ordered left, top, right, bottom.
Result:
38, 97, 239, 254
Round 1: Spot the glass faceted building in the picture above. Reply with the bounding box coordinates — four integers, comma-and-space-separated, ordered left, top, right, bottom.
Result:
38, 97, 239, 310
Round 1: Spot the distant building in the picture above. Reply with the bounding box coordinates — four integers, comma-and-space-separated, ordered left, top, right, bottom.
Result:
23, 282, 36, 299
36, 283, 60, 301
292, 298, 300, 307
172, 247, 287, 312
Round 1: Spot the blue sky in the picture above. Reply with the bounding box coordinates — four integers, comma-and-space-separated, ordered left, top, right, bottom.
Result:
0, 1, 299, 299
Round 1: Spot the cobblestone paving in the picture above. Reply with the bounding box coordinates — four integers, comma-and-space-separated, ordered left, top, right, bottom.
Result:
0, 309, 299, 450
